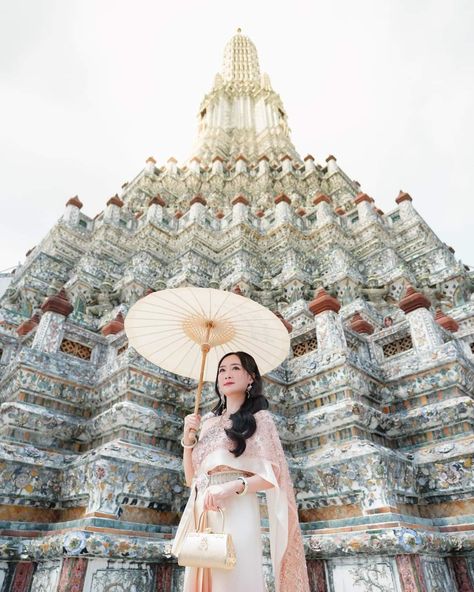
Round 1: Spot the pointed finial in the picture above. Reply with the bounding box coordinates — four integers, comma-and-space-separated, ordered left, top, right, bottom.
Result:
222, 29, 260, 82
237, 27, 242, 33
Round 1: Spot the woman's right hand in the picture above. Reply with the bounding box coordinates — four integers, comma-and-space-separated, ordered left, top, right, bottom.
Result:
183, 413, 201, 445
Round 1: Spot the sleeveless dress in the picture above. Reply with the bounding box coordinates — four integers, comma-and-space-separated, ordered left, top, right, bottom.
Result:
171, 410, 310, 592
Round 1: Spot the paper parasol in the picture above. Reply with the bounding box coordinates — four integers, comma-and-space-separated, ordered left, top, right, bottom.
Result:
124, 287, 290, 414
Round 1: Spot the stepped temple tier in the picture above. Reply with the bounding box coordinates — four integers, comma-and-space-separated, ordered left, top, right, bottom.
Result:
1, 29, 474, 592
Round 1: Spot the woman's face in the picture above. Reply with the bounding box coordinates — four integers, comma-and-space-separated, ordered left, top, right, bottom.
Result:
217, 354, 253, 398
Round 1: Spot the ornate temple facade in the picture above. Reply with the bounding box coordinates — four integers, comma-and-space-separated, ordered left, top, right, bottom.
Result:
0, 30, 474, 592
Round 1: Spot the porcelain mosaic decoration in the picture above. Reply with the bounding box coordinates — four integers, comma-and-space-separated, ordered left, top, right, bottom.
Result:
0, 30, 474, 592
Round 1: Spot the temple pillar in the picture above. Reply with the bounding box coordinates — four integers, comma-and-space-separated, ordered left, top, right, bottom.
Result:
57, 558, 88, 592
147, 195, 166, 224
326, 154, 338, 173
189, 157, 201, 174
10, 562, 35, 592
144, 156, 156, 175
354, 192, 377, 223
231, 195, 249, 224
189, 194, 207, 223
396, 190, 415, 221
448, 556, 474, 592
399, 286, 443, 352
235, 154, 248, 174
166, 157, 178, 175
280, 154, 293, 174
306, 559, 328, 592
257, 155, 270, 175
102, 311, 125, 363
274, 193, 292, 224
154, 563, 174, 592
32, 288, 73, 353
312, 193, 335, 227
63, 195, 83, 226
395, 555, 428, 592
211, 155, 224, 174
304, 154, 316, 173
309, 288, 347, 353
104, 195, 124, 224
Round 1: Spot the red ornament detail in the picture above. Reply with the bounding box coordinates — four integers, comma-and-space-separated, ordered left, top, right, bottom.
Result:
16, 313, 41, 336
231, 195, 249, 206
396, 190, 412, 204
106, 195, 124, 208
335, 207, 345, 216
354, 193, 372, 205
101, 312, 125, 336
256, 210, 265, 218
308, 288, 341, 315
275, 193, 291, 205
304, 154, 315, 161
149, 194, 166, 207
190, 194, 207, 206
273, 310, 293, 333
326, 154, 336, 162
66, 195, 83, 209
313, 193, 332, 206
41, 288, 74, 317
398, 285, 431, 313
350, 312, 374, 335
435, 308, 459, 332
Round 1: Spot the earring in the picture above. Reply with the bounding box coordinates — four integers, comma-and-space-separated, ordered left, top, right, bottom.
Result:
246, 384, 252, 395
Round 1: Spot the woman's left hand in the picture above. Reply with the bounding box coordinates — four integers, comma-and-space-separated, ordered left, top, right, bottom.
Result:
203, 483, 234, 511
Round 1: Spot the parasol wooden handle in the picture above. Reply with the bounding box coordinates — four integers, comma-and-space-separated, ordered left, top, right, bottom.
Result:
193, 342, 210, 415
189, 323, 213, 438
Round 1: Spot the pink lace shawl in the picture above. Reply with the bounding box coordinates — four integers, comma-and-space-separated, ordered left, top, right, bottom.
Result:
172, 409, 310, 592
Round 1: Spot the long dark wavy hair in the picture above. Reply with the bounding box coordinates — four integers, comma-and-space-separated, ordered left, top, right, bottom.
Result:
211, 351, 269, 457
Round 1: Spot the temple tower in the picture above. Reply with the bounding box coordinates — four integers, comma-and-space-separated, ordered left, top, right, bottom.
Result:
0, 29, 474, 592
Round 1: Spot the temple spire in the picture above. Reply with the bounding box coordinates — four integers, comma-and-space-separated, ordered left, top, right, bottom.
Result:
221, 28, 261, 82
191, 30, 300, 164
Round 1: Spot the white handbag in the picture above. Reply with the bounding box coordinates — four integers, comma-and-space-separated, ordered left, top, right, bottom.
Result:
177, 508, 237, 570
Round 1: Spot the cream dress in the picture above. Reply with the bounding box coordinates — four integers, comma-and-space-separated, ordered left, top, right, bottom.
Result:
172, 410, 311, 592
181, 469, 266, 592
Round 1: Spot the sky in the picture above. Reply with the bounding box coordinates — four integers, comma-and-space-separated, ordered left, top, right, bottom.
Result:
0, 0, 473, 273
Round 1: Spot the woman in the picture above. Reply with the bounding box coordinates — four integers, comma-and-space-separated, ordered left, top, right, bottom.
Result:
171, 351, 310, 592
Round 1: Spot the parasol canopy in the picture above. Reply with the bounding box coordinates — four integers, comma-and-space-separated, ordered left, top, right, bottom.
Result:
124, 287, 290, 412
